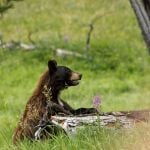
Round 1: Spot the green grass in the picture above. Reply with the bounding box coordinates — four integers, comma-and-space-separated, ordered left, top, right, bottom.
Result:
0, 0, 150, 149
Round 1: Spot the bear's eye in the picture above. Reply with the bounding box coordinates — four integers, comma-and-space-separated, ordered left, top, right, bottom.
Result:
55, 74, 65, 81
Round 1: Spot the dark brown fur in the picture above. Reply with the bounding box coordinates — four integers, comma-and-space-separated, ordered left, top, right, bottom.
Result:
13, 70, 50, 143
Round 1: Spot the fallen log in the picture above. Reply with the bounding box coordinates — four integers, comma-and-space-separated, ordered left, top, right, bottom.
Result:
54, 48, 87, 59
0, 41, 36, 50
34, 109, 150, 139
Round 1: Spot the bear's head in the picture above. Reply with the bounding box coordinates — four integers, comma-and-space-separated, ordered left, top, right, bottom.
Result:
48, 60, 82, 92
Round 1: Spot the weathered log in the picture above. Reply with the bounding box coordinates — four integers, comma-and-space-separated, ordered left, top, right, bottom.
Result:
54, 48, 87, 59
0, 41, 36, 50
34, 109, 150, 139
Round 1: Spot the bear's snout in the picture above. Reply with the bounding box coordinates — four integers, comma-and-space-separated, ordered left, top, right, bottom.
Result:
79, 74, 82, 80
70, 72, 82, 81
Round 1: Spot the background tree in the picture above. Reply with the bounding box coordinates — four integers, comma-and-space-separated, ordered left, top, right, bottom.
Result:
0, 0, 22, 17
130, 0, 150, 54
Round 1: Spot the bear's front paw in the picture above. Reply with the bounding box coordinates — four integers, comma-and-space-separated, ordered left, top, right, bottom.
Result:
89, 108, 100, 114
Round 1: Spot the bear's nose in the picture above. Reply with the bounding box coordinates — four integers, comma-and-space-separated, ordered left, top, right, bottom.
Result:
79, 74, 82, 80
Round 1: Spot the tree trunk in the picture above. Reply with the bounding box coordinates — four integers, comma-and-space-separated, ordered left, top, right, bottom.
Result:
129, 0, 150, 54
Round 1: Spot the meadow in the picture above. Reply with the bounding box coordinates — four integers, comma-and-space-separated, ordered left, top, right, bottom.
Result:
0, 0, 150, 149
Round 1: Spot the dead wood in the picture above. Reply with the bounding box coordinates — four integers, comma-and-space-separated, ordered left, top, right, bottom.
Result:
84, 11, 115, 52
34, 109, 150, 139
54, 48, 87, 59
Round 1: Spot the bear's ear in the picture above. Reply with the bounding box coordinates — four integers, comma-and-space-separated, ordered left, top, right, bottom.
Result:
48, 60, 57, 75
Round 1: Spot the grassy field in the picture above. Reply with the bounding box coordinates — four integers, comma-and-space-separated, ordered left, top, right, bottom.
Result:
0, 0, 150, 149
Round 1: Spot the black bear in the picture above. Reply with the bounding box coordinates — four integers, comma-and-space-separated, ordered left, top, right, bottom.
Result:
13, 60, 98, 144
